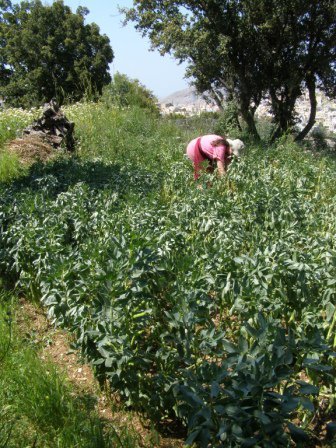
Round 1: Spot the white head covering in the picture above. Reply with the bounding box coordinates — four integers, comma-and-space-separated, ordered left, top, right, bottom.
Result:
226, 139, 245, 157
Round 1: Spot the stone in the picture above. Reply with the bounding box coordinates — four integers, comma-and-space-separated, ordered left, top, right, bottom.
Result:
22, 99, 75, 151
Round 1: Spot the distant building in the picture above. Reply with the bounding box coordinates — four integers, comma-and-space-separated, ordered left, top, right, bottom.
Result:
255, 90, 336, 134
160, 88, 335, 134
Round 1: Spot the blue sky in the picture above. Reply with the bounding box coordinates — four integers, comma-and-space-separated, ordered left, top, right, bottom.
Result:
53, 0, 190, 98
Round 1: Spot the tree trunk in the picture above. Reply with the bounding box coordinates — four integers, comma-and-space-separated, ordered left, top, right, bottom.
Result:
241, 108, 261, 141
269, 85, 301, 142
294, 76, 317, 142
235, 114, 242, 132
209, 88, 224, 111
270, 125, 282, 143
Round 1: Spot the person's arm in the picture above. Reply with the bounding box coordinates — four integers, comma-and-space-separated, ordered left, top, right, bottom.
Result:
213, 144, 230, 176
216, 159, 226, 176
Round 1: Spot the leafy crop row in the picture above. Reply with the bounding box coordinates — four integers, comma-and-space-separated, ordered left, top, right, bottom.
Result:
0, 105, 336, 446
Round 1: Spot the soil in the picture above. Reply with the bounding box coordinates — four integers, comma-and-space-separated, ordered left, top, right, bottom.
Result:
6, 135, 62, 165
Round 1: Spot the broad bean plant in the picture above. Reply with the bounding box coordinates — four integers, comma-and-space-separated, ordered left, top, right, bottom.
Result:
0, 105, 335, 446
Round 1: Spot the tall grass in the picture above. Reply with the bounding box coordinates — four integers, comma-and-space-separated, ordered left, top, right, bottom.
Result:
0, 106, 41, 182
0, 150, 26, 182
0, 107, 41, 147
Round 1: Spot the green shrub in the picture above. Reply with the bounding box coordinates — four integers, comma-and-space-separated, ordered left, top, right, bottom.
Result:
102, 72, 159, 115
213, 100, 242, 137
311, 124, 330, 151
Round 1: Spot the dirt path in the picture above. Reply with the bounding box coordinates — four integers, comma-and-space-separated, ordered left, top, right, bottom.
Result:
16, 299, 184, 448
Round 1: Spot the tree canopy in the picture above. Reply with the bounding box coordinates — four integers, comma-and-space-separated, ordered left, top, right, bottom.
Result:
124, 0, 336, 141
0, 0, 114, 107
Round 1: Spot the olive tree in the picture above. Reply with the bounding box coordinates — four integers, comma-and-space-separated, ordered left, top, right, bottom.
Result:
124, 0, 335, 141
0, 0, 114, 107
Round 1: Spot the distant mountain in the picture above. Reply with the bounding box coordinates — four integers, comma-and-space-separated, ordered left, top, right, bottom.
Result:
159, 87, 209, 107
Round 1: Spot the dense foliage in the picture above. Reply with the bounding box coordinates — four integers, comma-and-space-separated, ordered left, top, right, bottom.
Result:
124, 0, 336, 141
0, 0, 113, 107
0, 102, 336, 446
103, 72, 159, 115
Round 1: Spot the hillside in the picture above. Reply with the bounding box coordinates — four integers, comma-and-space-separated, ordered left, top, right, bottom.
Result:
160, 87, 205, 106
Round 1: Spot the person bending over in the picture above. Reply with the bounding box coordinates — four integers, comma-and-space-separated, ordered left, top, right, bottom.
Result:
186, 134, 232, 180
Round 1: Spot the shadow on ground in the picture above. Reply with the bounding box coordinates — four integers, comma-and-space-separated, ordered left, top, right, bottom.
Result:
0, 156, 162, 200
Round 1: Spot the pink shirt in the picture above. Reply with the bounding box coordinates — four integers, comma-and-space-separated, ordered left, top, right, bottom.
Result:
186, 134, 228, 180
186, 134, 226, 163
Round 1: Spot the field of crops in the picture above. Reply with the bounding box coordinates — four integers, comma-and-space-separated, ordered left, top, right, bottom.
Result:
1, 101, 336, 447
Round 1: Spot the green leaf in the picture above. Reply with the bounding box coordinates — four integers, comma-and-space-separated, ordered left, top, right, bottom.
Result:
223, 404, 240, 416
241, 437, 259, 447
253, 410, 271, 425
306, 363, 332, 372
300, 397, 315, 412
326, 302, 335, 322
178, 386, 204, 407
326, 422, 336, 439
222, 339, 238, 354
232, 423, 243, 437
281, 397, 300, 413
131, 269, 143, 278
296, 380, 319, 395
185, 429, 201, 446
244, 322, 260, 338
287, 423, 309, 442
105, 357, 113, 368
210, 381, 220, 399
